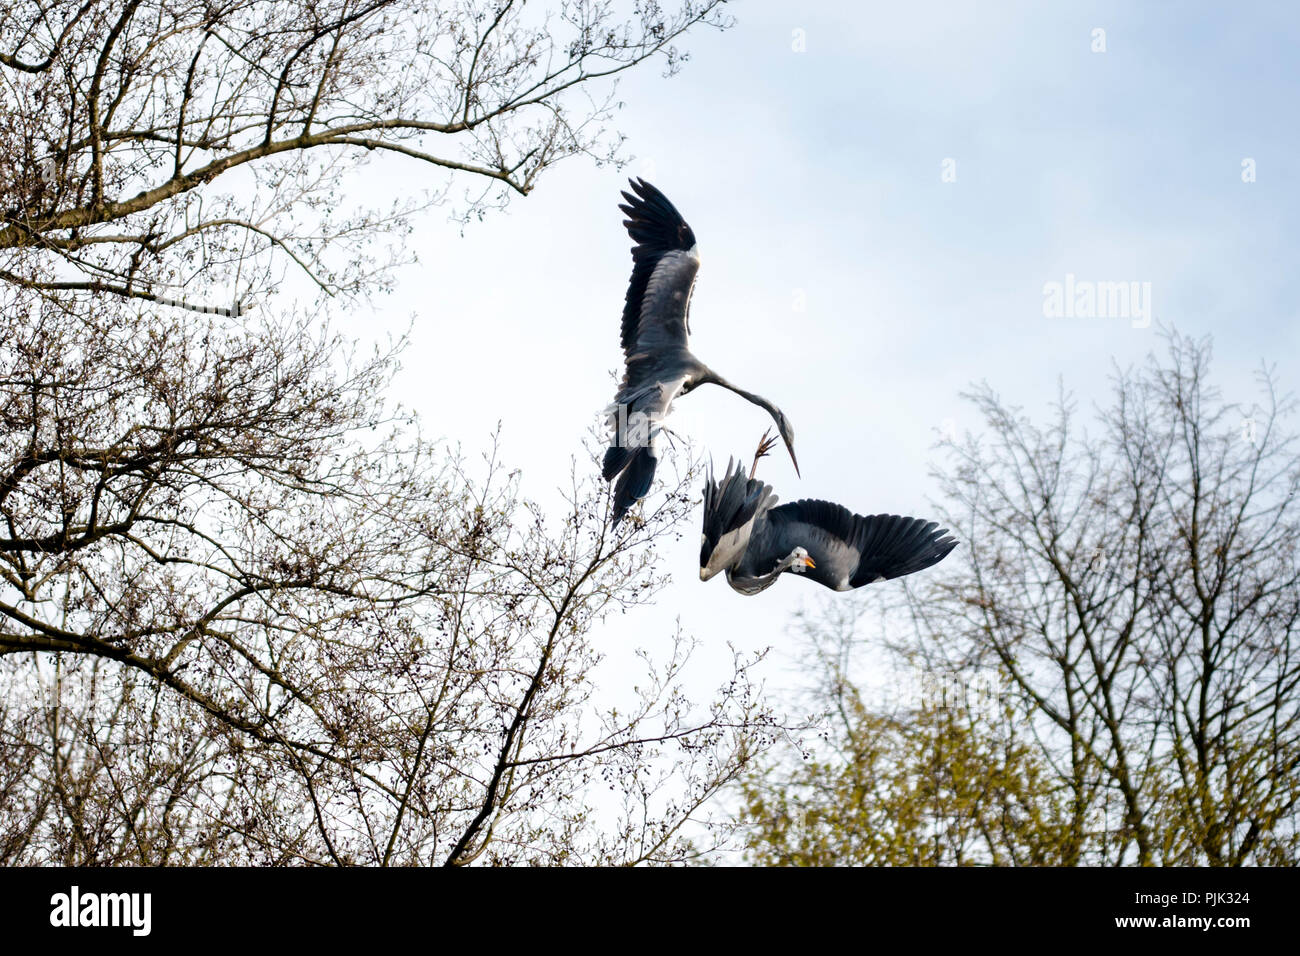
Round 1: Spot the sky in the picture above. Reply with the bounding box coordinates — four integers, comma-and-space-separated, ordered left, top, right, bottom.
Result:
350, 0, 1300, 707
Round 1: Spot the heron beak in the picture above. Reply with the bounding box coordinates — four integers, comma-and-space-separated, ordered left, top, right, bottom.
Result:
804, 556, 816, 569
785, 442, 800, 478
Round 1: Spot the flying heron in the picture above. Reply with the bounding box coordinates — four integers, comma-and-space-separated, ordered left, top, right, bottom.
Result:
602, 178, 799, 525
699, 432, 958, 594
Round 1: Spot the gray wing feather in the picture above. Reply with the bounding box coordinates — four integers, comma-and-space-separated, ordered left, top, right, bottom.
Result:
615, 179, 700, 397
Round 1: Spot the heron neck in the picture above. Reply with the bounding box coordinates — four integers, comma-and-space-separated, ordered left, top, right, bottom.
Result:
780, 551, 806, 575
703, 369, 777, 417
729, 549, 802, 594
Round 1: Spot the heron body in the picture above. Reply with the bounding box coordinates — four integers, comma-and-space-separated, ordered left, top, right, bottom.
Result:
602, 179, 799, 525
699, 457, 958, 595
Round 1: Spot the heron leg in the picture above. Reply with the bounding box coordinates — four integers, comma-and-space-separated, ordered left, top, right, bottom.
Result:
750, 428, 778, 479
659, 423, 685, 455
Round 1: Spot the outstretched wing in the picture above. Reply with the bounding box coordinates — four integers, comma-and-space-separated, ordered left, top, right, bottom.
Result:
763, 499, 958, 591
616, 178, 700, 391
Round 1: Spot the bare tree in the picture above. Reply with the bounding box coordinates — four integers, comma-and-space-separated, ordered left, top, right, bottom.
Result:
739, 603, 1072, 866
740, 331, 1299, 866
0, 298, 779, 864
0, 0, 729, 312
0, 0, 779, 866
901, 330, 1300, 865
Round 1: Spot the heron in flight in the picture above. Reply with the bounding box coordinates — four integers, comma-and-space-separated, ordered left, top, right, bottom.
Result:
699, 432, 958, 594
602, 178, 799, 525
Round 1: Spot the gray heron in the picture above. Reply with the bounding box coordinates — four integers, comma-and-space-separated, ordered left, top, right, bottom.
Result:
602, 178, 799, 525
699, 433, 958, 594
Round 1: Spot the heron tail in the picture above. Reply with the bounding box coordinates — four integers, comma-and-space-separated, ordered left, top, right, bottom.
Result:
610, 445, 658, 525
602, 443, 634, 482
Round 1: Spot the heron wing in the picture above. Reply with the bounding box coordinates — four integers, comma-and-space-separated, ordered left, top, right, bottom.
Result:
617, 178, 700, 388
701, 457, 777, 564
762, 500, 959, 590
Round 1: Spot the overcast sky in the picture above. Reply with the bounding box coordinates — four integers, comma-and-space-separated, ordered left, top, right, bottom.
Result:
347, 0, 1300, 703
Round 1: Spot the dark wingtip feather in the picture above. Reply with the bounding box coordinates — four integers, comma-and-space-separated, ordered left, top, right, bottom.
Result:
852, 516, 959, 586
618, 178, 696, 254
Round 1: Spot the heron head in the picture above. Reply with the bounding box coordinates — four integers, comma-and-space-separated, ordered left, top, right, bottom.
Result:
789, 546, 815, 573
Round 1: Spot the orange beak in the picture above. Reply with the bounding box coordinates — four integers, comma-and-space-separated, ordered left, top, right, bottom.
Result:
804, 556, 816, 569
